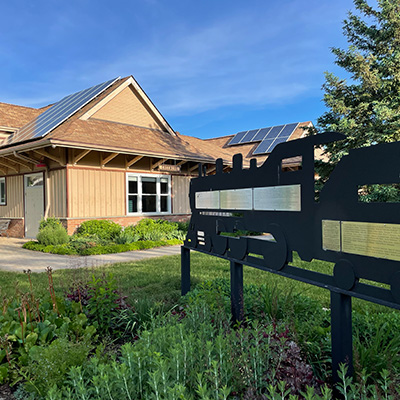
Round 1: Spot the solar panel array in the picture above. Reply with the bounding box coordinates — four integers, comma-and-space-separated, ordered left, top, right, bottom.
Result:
6, 77, 120, 146
227, 122, 299, 155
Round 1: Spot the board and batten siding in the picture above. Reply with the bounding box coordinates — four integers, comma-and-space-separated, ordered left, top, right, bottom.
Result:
68, 168, 125, 218
172, 175, 191, 214
0, 175, 23, 217
48, 169, 67, 218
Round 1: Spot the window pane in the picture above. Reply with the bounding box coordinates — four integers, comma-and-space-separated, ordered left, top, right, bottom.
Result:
142, 177, 157, 194
27, 175, 43, 187
128, 179, 138, 194
142, 195, 157, 212
161, 178, 168, 194
161, 196, 168, 212
128, 195, 137, 213
0, 180, 4, 204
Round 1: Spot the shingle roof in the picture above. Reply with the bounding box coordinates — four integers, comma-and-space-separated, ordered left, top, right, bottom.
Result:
204, 122, 312, 165
0, 102, 44, 129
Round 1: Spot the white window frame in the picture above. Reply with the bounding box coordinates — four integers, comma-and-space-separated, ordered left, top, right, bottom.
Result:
0, 177, 5, 205
126, 173, 171, 215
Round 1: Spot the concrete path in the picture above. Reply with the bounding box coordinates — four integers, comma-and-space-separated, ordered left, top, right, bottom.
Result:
0, 238, 181, 273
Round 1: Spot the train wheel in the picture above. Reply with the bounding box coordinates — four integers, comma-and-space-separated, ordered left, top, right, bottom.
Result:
185, 229, 197, 248
333, 259, 356, 290
212, 234, 228, 255
261, 224, 287, 271
228, 237, 247, 260
390, 271, 400, 303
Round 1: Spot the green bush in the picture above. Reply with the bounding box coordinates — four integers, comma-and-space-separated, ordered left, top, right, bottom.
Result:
125, 218, 186, 241
36, 224, 69, 246
76, 220, 122, 241
115, 230, 139, 244
39, 217, 63, 231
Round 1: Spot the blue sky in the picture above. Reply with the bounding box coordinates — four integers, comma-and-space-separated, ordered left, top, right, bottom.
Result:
0, 0, 354, 139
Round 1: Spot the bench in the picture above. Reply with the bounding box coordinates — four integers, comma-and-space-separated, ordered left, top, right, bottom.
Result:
0, 219, 11, 238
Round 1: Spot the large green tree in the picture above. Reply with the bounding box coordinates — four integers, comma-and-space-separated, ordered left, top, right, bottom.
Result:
317, 0, 400, 164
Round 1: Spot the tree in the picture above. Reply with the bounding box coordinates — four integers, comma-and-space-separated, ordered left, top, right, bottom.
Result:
315, 0, 400, 199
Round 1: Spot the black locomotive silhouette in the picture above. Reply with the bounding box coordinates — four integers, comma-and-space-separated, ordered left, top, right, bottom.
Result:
184, 132, 400, 307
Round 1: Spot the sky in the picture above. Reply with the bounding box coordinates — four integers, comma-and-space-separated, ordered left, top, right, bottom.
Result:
0, 0, 355, 139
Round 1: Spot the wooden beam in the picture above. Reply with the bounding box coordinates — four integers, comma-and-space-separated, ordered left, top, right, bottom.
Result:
189, 163, 199, 172
126, 155, 143, 168
0, 167, 6, 175
207, 166, 217, 175
3, 156, 32, 170
101, 152, 118, 167
33, 149, 64, 166
73, 149, 91, 165
177, 160, 187, 167
151, 158, 167, 170
0, 159, 18, 173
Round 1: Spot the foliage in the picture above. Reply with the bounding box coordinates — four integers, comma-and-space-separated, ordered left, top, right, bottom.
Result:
38, 218, 63, 232
314, 0, 400, 193
26, 337, 92, 397
125, 218, 187, 241
36, 224, 69, 246
76, 219, 122, 241
0, 274, 96, 386
85, 273, 130, 336
23, 238, 182, 256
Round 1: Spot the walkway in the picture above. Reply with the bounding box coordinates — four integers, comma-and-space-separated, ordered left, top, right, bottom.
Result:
0, 238, 181, 272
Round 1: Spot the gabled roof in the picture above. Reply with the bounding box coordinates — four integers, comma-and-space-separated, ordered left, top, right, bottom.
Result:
1, 76, 176, 149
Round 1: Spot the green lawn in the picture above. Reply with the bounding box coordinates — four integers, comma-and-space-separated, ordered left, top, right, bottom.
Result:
0, 251, 393, 314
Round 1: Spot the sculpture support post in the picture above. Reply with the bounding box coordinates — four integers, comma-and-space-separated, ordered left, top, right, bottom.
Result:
331, 291, 353, 383
230, 261, 244, 322
181, 246, 191, 295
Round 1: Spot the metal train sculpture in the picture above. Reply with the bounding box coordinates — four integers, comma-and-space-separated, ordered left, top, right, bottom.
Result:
181, 132, 400, 381
184, 132, 400, 308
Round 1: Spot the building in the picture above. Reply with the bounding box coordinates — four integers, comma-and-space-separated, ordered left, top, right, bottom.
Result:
0, 75, 312, 238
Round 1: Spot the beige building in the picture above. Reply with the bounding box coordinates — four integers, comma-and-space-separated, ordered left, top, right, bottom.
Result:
0, 75, 312, 238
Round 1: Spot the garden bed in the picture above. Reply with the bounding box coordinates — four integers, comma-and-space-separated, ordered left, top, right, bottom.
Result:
23, 238, 182, 255
23, 217, 186, 255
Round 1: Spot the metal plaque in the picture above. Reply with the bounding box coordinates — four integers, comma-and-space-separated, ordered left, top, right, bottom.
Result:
342, 221, 400, 262
195, 191, 220, 209
159, 164, 181, 172
322, 220, 341, 252
220, 188, 253, 210
253, 184, 301, 211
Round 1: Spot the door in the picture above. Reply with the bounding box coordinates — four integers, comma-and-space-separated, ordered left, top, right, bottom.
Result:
24, 173, 44, 238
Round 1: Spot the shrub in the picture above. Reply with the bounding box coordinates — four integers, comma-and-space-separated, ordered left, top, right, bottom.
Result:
39, 217, 63, 231
115, 229, 139, 244
36, 224, 69, 246
76, 220, 122, 241
125, 218, 186, 241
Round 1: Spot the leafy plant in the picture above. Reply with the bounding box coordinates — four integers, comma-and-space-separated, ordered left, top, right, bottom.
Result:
125, 218, 186, 241
36, 224, 69, 246
76, 219, 122, 241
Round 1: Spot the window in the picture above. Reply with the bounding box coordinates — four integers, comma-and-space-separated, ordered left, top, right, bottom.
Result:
127, 174, 171, 214
0, 178, 5, 205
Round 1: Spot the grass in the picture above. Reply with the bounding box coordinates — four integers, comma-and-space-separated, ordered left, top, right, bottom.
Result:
0, 251, 396, 315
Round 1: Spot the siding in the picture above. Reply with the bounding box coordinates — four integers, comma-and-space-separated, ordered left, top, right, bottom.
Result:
91, 86, 164, 130
68, 168, 125, 218
0, 175, 23, 217
48, 169, 67, 218
172, 175, 191, 214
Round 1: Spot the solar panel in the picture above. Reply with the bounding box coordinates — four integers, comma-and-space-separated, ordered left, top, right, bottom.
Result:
239, 129, 259, 144
252, 127, 271, 142
7, 77, 120, 146
228, 130, 248, 145
252, 139, 275, 155
252, 123, 299, 155
277, 122, 298, 138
